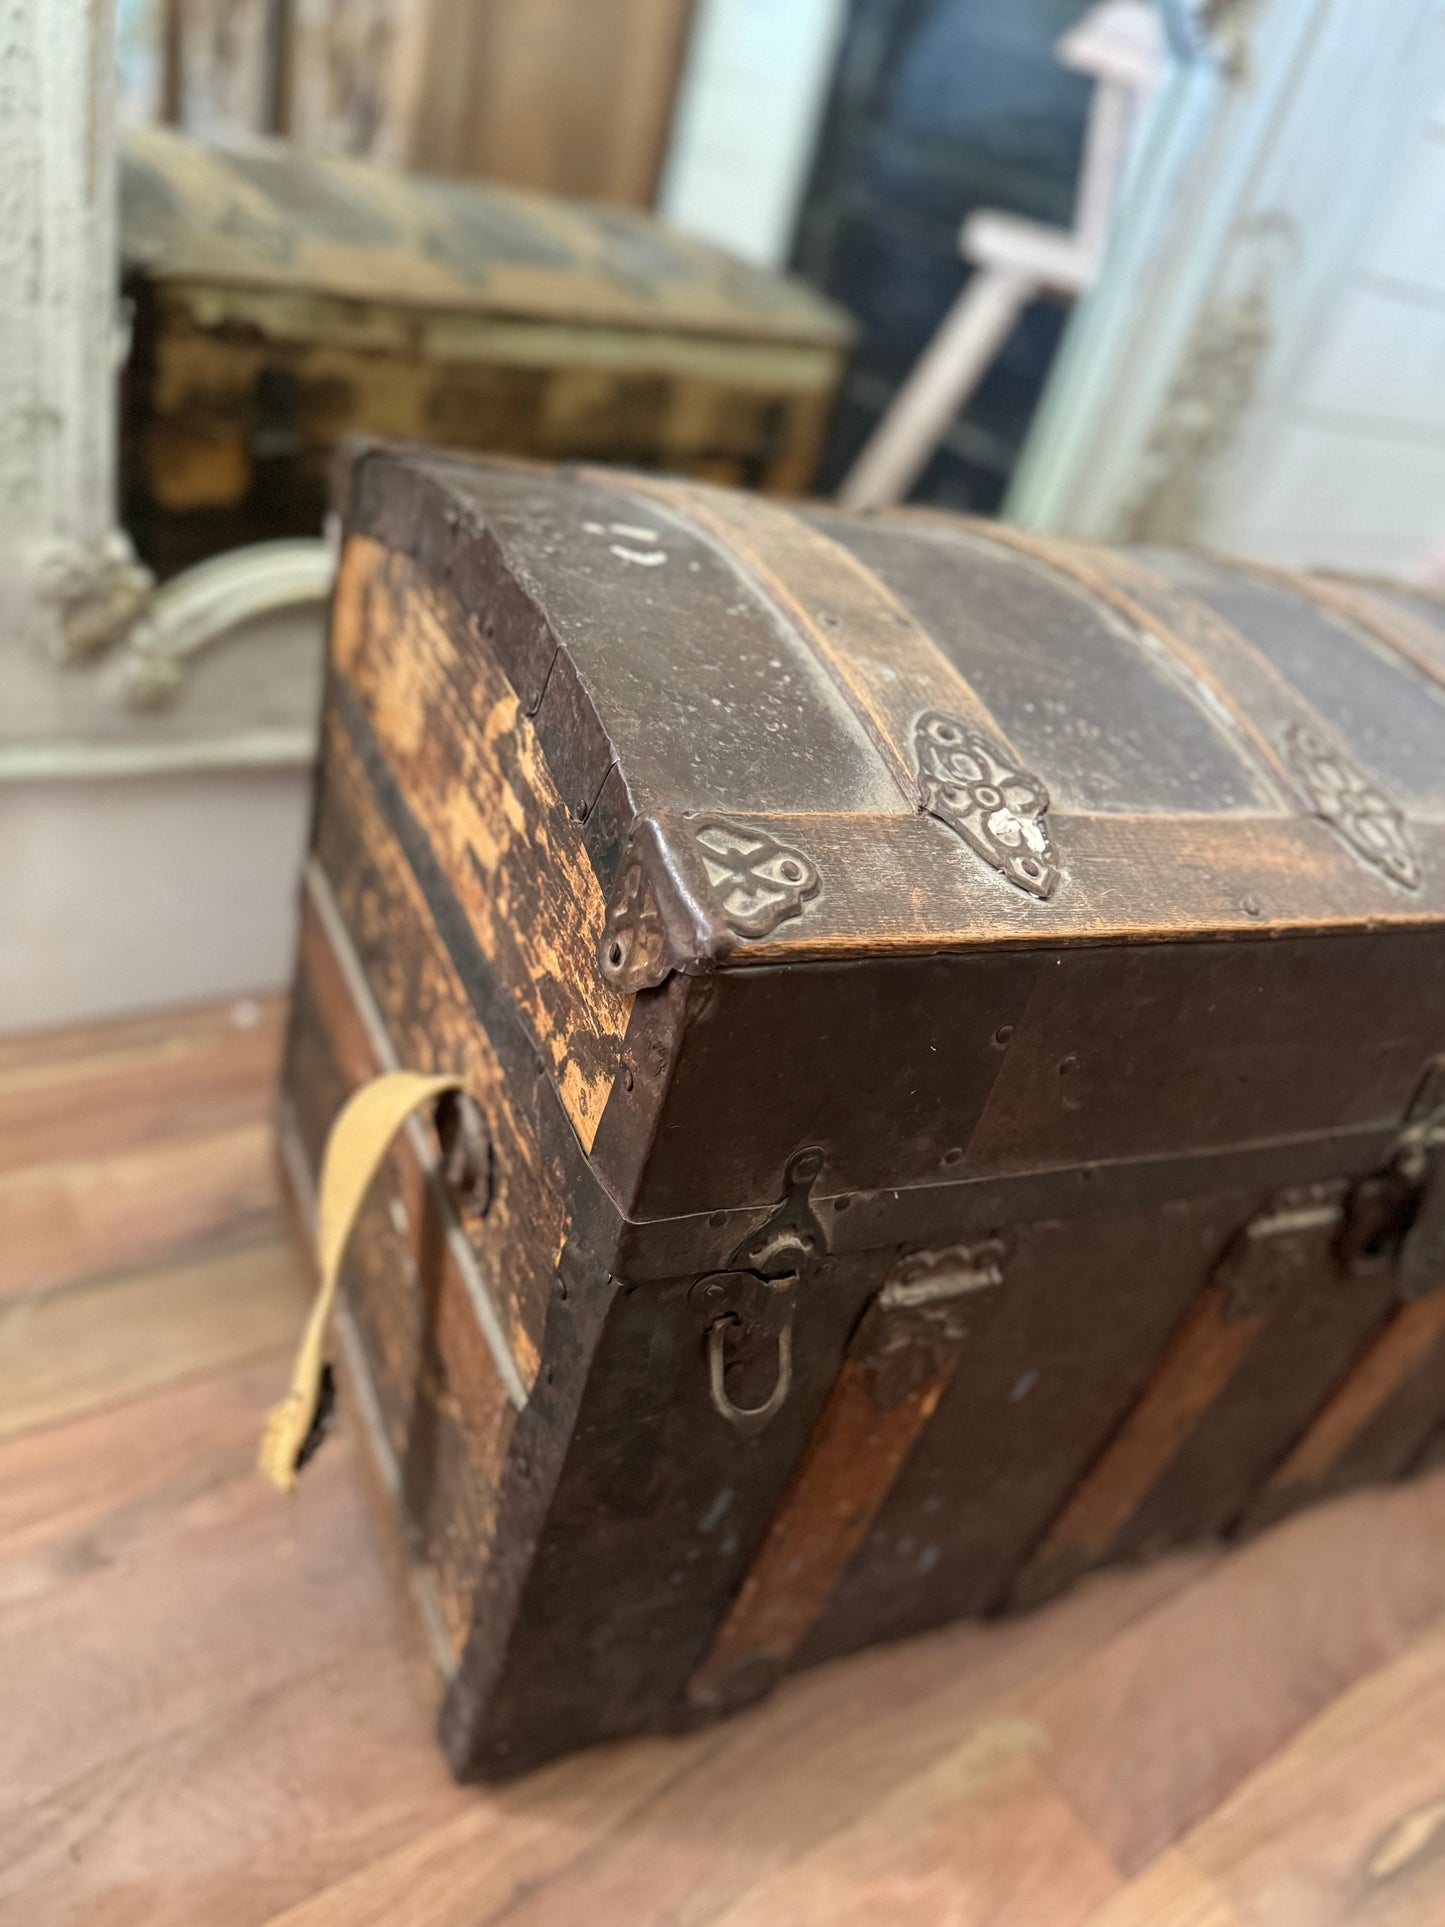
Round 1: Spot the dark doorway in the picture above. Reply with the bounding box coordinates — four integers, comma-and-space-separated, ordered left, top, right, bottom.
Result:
794, 0, 1094, 510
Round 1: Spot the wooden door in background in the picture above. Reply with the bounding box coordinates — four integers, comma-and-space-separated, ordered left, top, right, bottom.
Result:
393, 0, 695, 201
130, 0, 696, 206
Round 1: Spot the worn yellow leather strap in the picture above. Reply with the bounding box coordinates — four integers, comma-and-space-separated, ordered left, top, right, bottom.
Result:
259, 1070, 462, 1493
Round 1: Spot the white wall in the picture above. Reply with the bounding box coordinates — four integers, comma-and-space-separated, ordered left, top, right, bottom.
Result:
1206, 91, 1445, 577
1009, 0, 1445, 580
1, 769, 310, 1032
657, 0, 847, 268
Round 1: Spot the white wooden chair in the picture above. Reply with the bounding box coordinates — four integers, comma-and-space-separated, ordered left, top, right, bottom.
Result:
838, 0, 1164, 512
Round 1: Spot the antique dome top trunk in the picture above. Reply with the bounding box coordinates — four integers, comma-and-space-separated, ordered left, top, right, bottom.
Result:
278, 441, 1445, 1779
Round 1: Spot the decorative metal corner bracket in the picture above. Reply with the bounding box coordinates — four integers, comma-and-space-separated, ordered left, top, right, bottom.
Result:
914, 711, 1059, 900
1285, 722, 1419, 891
690, 816, 820, 938
599, 833, 679, 993
599, 814, 820, 993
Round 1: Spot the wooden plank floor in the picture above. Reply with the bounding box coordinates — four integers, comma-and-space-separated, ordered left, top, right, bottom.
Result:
6, 995, 1445, 1925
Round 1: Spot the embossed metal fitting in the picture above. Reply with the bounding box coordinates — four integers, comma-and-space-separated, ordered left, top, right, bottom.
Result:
689, 817, 819, 938
855, 1238, 1008, 1408
879, 1239, 1008, 1310
1285, 722, 1419, 891
730, 1145, 827, 1278
914, 711, 1059, 899
599, 813, 820, 992
1212, 1183, 1349, 1322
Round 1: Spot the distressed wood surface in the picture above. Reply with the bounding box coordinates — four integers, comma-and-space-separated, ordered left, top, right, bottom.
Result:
686, 1348, 966, 1703
164, 0, 276, 143
1277, 572, 1445, 695
609, 473, 1011, 806
128, 288, 838, 569
311, 706, 569, 1378
330, 533, 629, 1150
1017, 1286, 1268, 1603
9, 997, 1445, 1923
162, 0, 695, 210
804, 1199, 1252, 1660
1239, 1290, 1445, 1535
287, 924, 518, 1663
959, 523, 1307, 802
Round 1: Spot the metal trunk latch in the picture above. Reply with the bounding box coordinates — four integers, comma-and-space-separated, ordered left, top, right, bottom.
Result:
1339, 1057, 1445, 1299
853, 1239, 1008, 1407
1212, 1182, 1349, 1322
1217, 1059, 1445, 1315
692, 1148, 826, 1439
695, 1271, 798, 1438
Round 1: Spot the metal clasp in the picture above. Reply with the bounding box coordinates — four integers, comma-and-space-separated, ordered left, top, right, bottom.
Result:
1212, 1183, 1347, 1321
707, 1306, 795, 1438
1217, 1060, 1445, 1315
693, 1145, 827, 1439
692, 1268, 799, 1439
1358, 1056, 1445, 1299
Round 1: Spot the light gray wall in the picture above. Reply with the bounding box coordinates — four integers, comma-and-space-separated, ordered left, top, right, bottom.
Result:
1205, 87, 1445, 576
1, 769, 311, 1032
